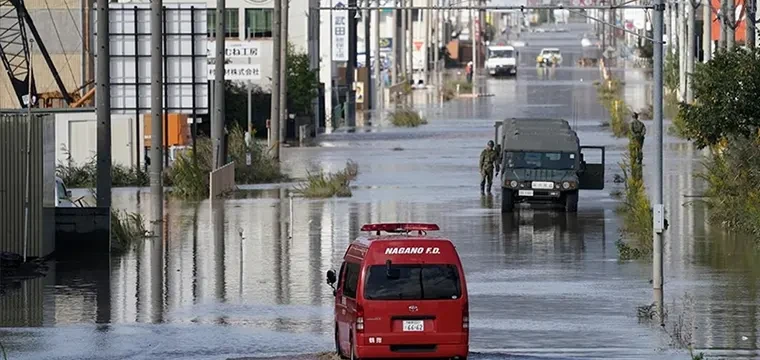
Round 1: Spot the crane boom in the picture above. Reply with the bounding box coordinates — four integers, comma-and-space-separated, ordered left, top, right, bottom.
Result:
0, 0, 74, 108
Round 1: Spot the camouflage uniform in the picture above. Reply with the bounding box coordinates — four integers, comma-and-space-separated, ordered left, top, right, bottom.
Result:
630, 115, 646, 166
480, 145, 500, 193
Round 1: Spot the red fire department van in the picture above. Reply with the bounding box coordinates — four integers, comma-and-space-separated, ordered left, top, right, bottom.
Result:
326, 223, 469, 360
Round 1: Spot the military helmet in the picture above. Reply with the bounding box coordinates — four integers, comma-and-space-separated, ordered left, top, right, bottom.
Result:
487, 140, 495, 147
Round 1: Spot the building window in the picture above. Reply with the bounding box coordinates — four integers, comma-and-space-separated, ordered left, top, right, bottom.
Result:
412, 9, 421, 22
207, 8, 240, 38
245, 9, 273, 39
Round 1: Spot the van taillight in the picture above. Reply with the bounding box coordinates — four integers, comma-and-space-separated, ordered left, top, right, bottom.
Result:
462, 301, 469, 330
356, 304, 365, 332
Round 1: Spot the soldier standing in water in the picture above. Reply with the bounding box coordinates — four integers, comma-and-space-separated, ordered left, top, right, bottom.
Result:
479, 140, 500, 194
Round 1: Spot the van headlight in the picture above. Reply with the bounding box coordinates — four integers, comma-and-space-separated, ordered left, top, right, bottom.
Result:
562, 181, 570, 189
510, 180, 518, 188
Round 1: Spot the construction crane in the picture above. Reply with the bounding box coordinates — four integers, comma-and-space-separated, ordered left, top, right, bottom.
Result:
0, 0, 89, 108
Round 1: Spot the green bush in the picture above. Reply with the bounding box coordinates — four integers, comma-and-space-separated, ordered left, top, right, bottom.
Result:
292, 160, 359, 198
388, 108, 428, 127
167, 125, 286, 199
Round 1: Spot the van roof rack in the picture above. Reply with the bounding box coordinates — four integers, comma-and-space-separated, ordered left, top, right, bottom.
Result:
360, 223, 440, 236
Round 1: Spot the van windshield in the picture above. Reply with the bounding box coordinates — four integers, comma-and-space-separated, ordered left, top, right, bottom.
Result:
363, 264, 461, 300
489, 49, 514, 58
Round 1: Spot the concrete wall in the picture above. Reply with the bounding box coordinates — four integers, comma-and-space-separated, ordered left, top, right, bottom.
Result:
54, 112, 146, 168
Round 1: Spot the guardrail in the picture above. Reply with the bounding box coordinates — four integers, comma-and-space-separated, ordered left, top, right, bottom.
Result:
209, 161, 236, 199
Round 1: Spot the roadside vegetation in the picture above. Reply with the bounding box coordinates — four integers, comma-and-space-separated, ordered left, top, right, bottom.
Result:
594, 71, 653, 260
677, 48, 760, 238
440, 78, 473, 101
292, 160, 359, 198
110, 209, 148, 254
615, 130, 654, 260
168, 126, 286, 199
637, 293, 707, 360
56, 146, 151, 188
595, 77, 629, 138
388, 108, 428, 127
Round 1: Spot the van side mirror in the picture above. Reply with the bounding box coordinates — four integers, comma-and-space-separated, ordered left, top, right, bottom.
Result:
66, 190, 72, 198
326, 269, 337, 286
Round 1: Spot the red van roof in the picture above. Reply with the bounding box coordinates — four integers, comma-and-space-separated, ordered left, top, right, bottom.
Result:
346, 223, 459, 265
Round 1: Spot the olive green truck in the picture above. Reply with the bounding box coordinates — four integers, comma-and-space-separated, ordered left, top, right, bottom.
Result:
493, 118, 606, 213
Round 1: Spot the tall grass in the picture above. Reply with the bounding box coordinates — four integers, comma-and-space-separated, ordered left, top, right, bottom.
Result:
56, 146, 150, 188
388, 108, 428, 127
292, 160, 359, 198
596, 78, 629, 138
698, 137, 760, 237
616, 132, 654, 260
111, 209, 148, 254
167, 125, 286, 199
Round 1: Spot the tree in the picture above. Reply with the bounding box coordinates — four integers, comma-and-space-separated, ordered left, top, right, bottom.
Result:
285, 42, 319, 115
679, 48, 760, 148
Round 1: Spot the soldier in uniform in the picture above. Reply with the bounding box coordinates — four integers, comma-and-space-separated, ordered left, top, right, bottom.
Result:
479, 140, 500, 194
630, 112, 646, 166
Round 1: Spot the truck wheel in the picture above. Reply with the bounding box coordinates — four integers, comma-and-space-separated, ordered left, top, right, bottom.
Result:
564, 191, 578, 213
501, 189, 515, 213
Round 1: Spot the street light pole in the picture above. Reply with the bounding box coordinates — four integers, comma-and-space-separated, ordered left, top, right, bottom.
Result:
652, 0, 666, 327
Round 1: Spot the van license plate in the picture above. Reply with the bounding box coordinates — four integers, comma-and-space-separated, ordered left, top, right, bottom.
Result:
518, 190, 534, 197
402, 320, 424, 332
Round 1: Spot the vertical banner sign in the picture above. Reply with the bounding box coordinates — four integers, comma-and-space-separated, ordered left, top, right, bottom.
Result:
332, 0, 349, 61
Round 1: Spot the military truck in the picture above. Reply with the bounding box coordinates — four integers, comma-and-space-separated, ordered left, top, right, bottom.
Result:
493, 119, 605, 213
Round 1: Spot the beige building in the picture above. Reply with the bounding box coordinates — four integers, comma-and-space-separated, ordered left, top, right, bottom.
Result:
0, 0, 87, 109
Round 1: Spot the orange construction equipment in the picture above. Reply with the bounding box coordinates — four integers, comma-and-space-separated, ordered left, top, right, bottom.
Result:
143, 113, 190, 147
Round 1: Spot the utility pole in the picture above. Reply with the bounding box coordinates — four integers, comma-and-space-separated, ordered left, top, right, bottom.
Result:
434, 0, 440, 86
365, 6, 371, 112
703, 1, 712, 61
719, 0, 726, 50
280, 0, 289, 142
652, 0, 665, 327
747, 0, 756, 48
308, 0, 320, 131
96, 0, 111, 208
471, 0, 477, 94
726, 0, 734, 50
686, 0, 695, 103
407, 0, 413, 86
666, 0, 672, 54
347, 0, 358, 127
401, 0, 407, 79
424, 0, 430, 85
149, 0, 163, 226
271, 0, 282, 159
678, 0, 686, 102
392, 0, 398, 84
213, 0, 226, 169
373, 0, 381, 110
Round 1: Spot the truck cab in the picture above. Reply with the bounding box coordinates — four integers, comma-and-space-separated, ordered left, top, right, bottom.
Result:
494, 119, 605, 213
326, 223, 469, 360
485, 45, 518, 76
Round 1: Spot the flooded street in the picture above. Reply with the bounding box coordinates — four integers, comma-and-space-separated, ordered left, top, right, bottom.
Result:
2, 24, 760, 360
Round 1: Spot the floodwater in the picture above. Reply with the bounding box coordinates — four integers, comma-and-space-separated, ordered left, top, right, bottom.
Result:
2, 24, 760, 360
